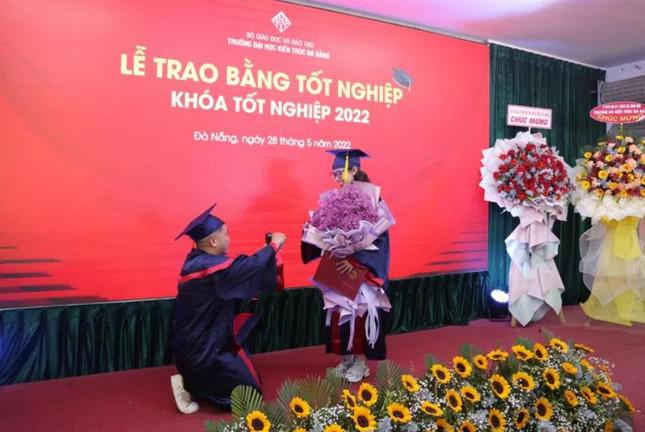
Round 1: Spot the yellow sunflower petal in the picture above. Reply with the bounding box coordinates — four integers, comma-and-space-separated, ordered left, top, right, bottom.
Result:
445, 389, 463, 412
357, 383, 379, 407
386, 403, 411, 424
488, 408, 507, 432
534, 397, 554, 421
246, 411, 272, 432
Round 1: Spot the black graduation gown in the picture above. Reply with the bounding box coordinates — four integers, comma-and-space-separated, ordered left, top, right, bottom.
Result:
172, 245, 277, 409
301, 231, 391, 360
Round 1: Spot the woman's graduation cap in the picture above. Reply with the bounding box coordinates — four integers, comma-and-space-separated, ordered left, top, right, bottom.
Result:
326, 149, 370, 183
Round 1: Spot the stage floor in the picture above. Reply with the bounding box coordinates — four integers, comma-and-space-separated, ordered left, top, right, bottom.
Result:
1, 306, 643, 431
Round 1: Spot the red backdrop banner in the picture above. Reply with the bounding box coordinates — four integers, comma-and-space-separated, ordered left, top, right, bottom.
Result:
0, 0, 489, 307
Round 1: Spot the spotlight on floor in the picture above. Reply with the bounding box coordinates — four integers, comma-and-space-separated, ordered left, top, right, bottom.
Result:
488, 289, 510, 321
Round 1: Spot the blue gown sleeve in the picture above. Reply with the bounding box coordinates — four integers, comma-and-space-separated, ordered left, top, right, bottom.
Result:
351, 231, 390, 280
214, 245, 277, 300
301, 241, 322, 264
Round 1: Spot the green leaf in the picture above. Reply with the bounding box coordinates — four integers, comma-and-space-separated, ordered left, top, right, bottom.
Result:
325, 368, 349, 404
231, 385, 265, 420
514, 337, 534, 349
294, 375, 333, 409
276, 379, 299, 418
263, 401, 287, 427
424, 354, 438, 370
540, 327, 556, 342
458, 343, 480, 360
204, 419, 233, 432
376, 360, 404, 393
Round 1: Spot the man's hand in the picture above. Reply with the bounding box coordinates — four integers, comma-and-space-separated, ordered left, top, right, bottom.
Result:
336, 259, 355, 274
271, 232, 287, 249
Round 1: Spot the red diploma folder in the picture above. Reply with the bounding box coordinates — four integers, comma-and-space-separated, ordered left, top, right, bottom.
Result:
313, 252, 367, 298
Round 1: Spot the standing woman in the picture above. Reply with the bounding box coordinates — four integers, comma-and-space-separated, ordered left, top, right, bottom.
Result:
301, 149, 392, 382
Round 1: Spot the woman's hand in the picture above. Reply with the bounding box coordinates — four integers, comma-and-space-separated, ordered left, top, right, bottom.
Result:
336, 259, 355, 274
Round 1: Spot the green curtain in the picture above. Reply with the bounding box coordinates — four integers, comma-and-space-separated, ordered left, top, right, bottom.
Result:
387, 272, 488, 332
0, 272, 487, 385
488, 44, 606, 304
0, 300, 175, 385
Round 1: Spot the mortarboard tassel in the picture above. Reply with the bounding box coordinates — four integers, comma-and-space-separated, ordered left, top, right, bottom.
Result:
341, 152, 350, 184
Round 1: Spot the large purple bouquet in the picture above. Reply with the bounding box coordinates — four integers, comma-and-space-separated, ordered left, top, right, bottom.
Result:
311, 184, 379, 231
302, 182, 394, 258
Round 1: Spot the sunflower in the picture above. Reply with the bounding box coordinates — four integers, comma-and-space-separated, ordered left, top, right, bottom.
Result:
323, 424, 345, 432
459, 421, 476, 432
473, 354, 488, 370
581, 386, 598, 405
401, 374, 420, 393
562, 362, 578, 376
515, 408, 529, 429
435, 419, 454, 432
584, 151, 593, 159
352, 406, 376, 432
487, 349, 509, 362
431, 364, 452, 384
289, 397, 311, 418
549, 338, 569, 353
246, 411, 271, 432
534, 398, 553, 421
542, 368, 561, 390
580, 358, 594, 371
452, 356, 472, 378
490, 374, 511, 399
564, 390, 579, 407
511, 371, 535, 392
460, 385, 481, 403
386, 403, 411, 424
533, 343, 549, 362
618, 394, 636, 412
445, 389, 463, 412
341, 389, 357, 409
512, 345, 534, 361
357, 383, 378, 407
420, 401, 444, 417
488, 408, 506, 432
294, 428, 306, 432
596, 382, 617, 399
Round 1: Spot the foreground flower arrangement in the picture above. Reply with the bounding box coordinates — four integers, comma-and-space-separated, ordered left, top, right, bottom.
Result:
206, 334, 635, 432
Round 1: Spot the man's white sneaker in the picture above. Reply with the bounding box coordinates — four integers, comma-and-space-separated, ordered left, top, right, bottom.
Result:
344, 360, 370, 383
171, 374, 200, 414
329, 356, 354, 375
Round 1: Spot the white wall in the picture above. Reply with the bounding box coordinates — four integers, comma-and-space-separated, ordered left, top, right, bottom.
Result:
602, 59, 645, 136
605, 58, 645, 82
